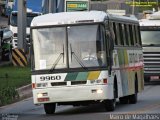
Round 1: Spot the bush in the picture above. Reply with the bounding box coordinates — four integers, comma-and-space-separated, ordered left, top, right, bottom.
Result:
0, 86, 19, 106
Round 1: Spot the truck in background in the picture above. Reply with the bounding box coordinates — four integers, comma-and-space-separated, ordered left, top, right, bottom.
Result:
139, 11, 160, 82
9, 0, 42, 49
0, 0, 14, 16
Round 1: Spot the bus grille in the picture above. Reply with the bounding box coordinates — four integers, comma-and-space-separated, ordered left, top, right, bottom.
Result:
51, 82, 67, 86
51, 81, 86, 86
71, 81, 86, 85
143, 51, 160, 74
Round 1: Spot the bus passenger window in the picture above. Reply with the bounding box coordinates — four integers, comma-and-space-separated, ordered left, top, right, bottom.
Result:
126, 25, 131, 46
132, 25, 136, 46
124, 24, 129, 46
129, 25, 134, 46
112, 22, 118, 45
119, 23, 124, 45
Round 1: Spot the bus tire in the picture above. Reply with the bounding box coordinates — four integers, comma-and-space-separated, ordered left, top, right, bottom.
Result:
119, 96, 129, 104
129, 76, 138, 104
128, 93, 137, 104
104, 80, 117, 111
44, 103, 56, 114
104, 99, 116, 111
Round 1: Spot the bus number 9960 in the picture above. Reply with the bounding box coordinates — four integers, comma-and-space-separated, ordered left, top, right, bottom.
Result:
40, 75, 61, 81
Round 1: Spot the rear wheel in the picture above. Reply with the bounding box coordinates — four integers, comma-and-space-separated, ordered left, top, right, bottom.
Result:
44, 103, 56, 114
129, 75, 138, 104
119, 96, 129, 104
104, 99, 116, 111
128, 93, 137, 104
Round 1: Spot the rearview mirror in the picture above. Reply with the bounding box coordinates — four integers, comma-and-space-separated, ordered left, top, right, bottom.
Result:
3, 29, 13, 41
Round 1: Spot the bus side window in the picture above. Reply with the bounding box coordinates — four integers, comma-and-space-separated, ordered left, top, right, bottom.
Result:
132, 25, 136, 46
112, 22, 117, 45
124, 24, 129, 46
138, 26, 142, 46
126, 25, 131, 46
129, 25, 134, 46
135, 25, 141, 46
119, 23, 124, 45
115, 23, 121, 45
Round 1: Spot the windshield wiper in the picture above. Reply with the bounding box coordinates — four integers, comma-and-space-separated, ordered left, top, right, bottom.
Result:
70, 44, 87, 70
50, 45, 64, 71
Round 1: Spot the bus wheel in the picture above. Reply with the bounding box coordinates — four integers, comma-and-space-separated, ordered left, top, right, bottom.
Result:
129, 77, 138, 104
128, 93, 137, 104
44, 103, 56, 114
104, 99, 116, 111
119, 96, 129, 104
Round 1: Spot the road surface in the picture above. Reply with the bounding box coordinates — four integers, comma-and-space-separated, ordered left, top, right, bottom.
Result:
0, 82, 160, 120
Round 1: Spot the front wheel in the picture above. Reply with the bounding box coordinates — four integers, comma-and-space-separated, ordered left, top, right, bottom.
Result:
44, 103, 56, 114
104, 99, 116, 111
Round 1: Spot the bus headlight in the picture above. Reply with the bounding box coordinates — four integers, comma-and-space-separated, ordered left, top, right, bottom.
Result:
91, 89, 103, 94
37, 93, 43, 98
97, 89, 103, 94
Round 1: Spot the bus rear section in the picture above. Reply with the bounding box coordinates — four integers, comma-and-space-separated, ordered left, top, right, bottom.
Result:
140, 19, 160, 82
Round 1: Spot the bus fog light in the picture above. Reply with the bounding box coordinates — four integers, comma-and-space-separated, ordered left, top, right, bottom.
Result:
97, 89, 103, 94
37, 93, 48, 98
37, 93, 43, 98
91, 89, 103, 94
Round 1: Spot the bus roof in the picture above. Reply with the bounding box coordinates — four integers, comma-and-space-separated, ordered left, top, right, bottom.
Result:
31, 11, 139, 27
139, 19, 160, 26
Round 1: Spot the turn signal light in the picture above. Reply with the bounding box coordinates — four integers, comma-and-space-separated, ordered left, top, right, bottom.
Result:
32, 83, 36, 89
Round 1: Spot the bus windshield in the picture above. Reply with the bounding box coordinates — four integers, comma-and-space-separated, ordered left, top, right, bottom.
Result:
141, 31, 160, 45
10, 12, 39, 27
32, 24, 107, 70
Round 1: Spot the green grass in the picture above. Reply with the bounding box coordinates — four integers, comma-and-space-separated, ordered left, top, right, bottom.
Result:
0, 65, 31, 89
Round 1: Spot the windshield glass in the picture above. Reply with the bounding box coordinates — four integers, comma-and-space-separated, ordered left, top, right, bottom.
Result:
141, 31, 160, 45
68, 25, 106, 68
32, 24, 107, 70
10, 13, 38, 27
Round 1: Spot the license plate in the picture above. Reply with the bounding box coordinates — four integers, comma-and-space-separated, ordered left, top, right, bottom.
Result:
150, 76, 159, 80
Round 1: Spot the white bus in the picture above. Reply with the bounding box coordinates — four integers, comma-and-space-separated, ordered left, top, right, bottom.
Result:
31, 11, 144, 114
139, 13, 160, 82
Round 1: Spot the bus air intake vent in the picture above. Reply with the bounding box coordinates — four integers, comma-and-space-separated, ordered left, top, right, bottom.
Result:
51, 82, 67, 86
71, 81, 86, 85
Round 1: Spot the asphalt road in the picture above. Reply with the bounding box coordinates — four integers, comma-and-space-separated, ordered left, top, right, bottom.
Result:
0, 82, 160, 120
